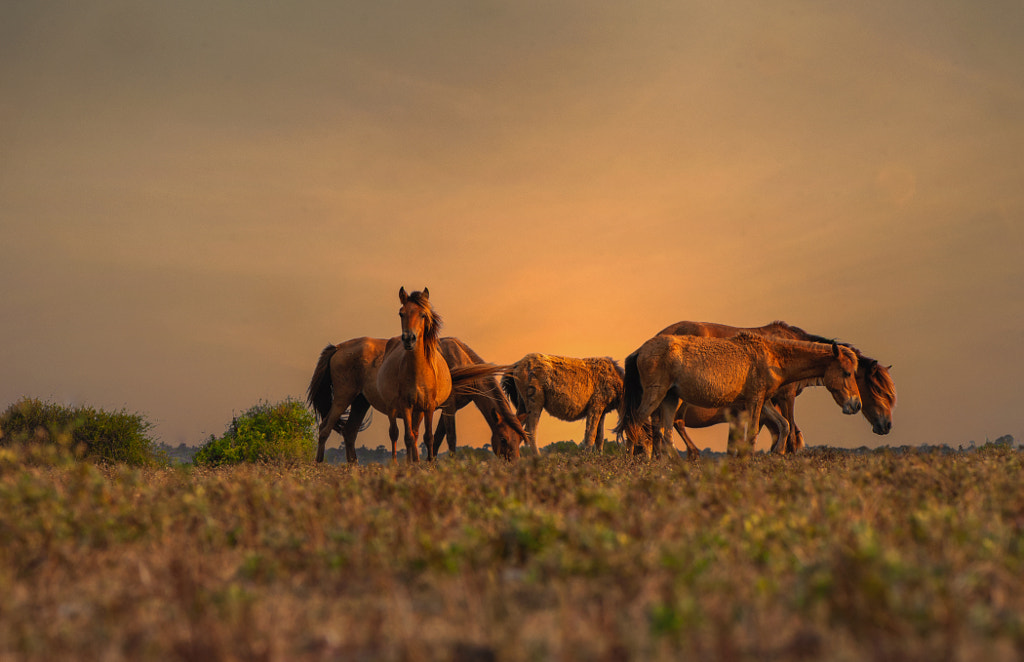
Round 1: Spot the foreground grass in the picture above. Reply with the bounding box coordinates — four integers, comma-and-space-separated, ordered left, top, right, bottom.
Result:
1, 446, 1022, 661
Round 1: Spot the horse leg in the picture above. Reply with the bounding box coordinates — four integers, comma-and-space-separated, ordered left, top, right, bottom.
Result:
405, 410, 422, 463
316, 386, 360, 462
792, 423, 805, 453
773, 388, 800, 454
581, 408, 602, 451
673, 406, 701, 461
432, 415, 447, 456
734, 398, 764, 457
726, 406, 753, 457
388, 415, 400, 463
633, 383, 671, 460
434, 411, 457, 456
595, 413, 606, 453
423, 408, 437, 462
762, 402, 791, 454
658, 395, 684, 464
647, 409, 662, 460
523, 407, 542, 456
340, 395, 371, 464
316, 404, 343, 463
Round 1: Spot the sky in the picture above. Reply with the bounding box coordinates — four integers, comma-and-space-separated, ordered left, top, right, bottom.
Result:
2, 1, 1022, 453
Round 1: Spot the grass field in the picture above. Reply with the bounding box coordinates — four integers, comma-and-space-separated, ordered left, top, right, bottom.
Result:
1, 443, 1022, 661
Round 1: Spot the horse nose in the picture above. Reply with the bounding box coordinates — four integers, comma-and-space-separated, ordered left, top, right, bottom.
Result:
844, 397, 862, 415
874, 419, 892, 435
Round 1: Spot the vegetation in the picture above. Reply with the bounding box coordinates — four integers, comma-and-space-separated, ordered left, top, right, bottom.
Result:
0, 442, 1022, 660
0, 397, 159, 466
193, 399, 316, 466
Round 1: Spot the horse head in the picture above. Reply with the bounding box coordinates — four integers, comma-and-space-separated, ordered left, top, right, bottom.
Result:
397, 286, 440, 351
823, 342, 862, 415
859, 359, 896, 434
488, 409, 526, 461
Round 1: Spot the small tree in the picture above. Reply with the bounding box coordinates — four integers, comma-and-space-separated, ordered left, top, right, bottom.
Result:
0, 397, 159, 465
193, 399, 315, 466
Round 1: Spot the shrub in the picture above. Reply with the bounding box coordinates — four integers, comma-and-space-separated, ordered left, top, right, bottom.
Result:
542, 440, 581, 455
193, 399, 315, 466
0, 397, 159, 465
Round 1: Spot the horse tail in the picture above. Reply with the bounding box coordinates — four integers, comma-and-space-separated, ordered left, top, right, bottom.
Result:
307, 344, 337, 424
500, 369, 524, 413
613, 350, 645, 446
450, 363, 507, 398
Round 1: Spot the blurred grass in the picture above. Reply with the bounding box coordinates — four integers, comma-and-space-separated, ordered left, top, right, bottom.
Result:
0, 445, 1022, 660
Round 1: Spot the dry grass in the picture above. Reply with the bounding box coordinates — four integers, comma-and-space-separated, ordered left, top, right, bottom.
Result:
1, 445, 1022, 661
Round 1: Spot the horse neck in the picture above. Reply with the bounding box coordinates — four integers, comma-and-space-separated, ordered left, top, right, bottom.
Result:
470, 377, 511, 420
771, 340, 836, 384
401, 334, 441, 374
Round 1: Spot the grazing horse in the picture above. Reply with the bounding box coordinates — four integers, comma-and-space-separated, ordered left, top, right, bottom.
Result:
501, 354, 624, 454
431, 337, 530, 460
306, 289, 505, 463
657, 321, 896, 453
617, 333, 861, 459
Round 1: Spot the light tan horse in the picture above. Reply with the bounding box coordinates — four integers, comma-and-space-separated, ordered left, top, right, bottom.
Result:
500, 354, 624, 454
307, 288, 504, 463
307, 335, 525, 463
617, 333, 861, 458
657, 321, 896, 453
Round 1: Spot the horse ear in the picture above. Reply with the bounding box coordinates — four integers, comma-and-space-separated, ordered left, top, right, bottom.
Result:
423, 287, 430, 299
399, 287, 408, 303
832, 342, 839, 357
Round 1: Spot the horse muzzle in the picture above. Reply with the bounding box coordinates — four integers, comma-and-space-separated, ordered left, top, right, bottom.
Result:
401, 332, 416, 350
872, 418, 892, 435
842, 397, 862, 415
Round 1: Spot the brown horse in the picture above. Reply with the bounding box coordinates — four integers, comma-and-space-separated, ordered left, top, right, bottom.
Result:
501, 354, 624, 454
431, 337, 530, 460
657, 321, 896, 453
306, 288, 506, 463
306, 336, 525, 463
617, 333, 861, 458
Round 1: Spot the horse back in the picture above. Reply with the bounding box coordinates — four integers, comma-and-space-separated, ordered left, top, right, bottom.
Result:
513, 353, 621, 421
642, 335, 762, 408
328, 337, 390, 410
657, 320, 741, 339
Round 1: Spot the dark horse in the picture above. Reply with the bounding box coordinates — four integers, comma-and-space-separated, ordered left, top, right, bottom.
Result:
656, 321, 896, 454
432, 338, 530, 460
306, 288, 509, 463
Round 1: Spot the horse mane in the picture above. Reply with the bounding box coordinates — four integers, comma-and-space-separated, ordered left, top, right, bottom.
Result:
866, 361, 897, 407
500, 372, 524, 412
736, 330, 846, 360
765, 326, 896, 408
768, 320, 839, 346
407, 289, 442, 350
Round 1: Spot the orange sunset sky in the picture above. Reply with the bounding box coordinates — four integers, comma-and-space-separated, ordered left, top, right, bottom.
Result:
2, 2, 1022, 453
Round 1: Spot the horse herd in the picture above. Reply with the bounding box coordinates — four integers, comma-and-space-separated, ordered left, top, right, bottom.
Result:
306, 287, 897, 463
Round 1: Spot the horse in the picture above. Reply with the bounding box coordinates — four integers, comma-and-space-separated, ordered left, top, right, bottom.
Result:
656, 321, 896, 453
431, 337, 530, 460
306, 288, 506, 463
500, 354, 624, 454
617, 332, 861, 459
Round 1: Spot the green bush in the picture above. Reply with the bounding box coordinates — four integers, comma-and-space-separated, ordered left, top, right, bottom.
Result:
194, 399, 315, 466
542, 440, 582, 455
0, 397, 159, 466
